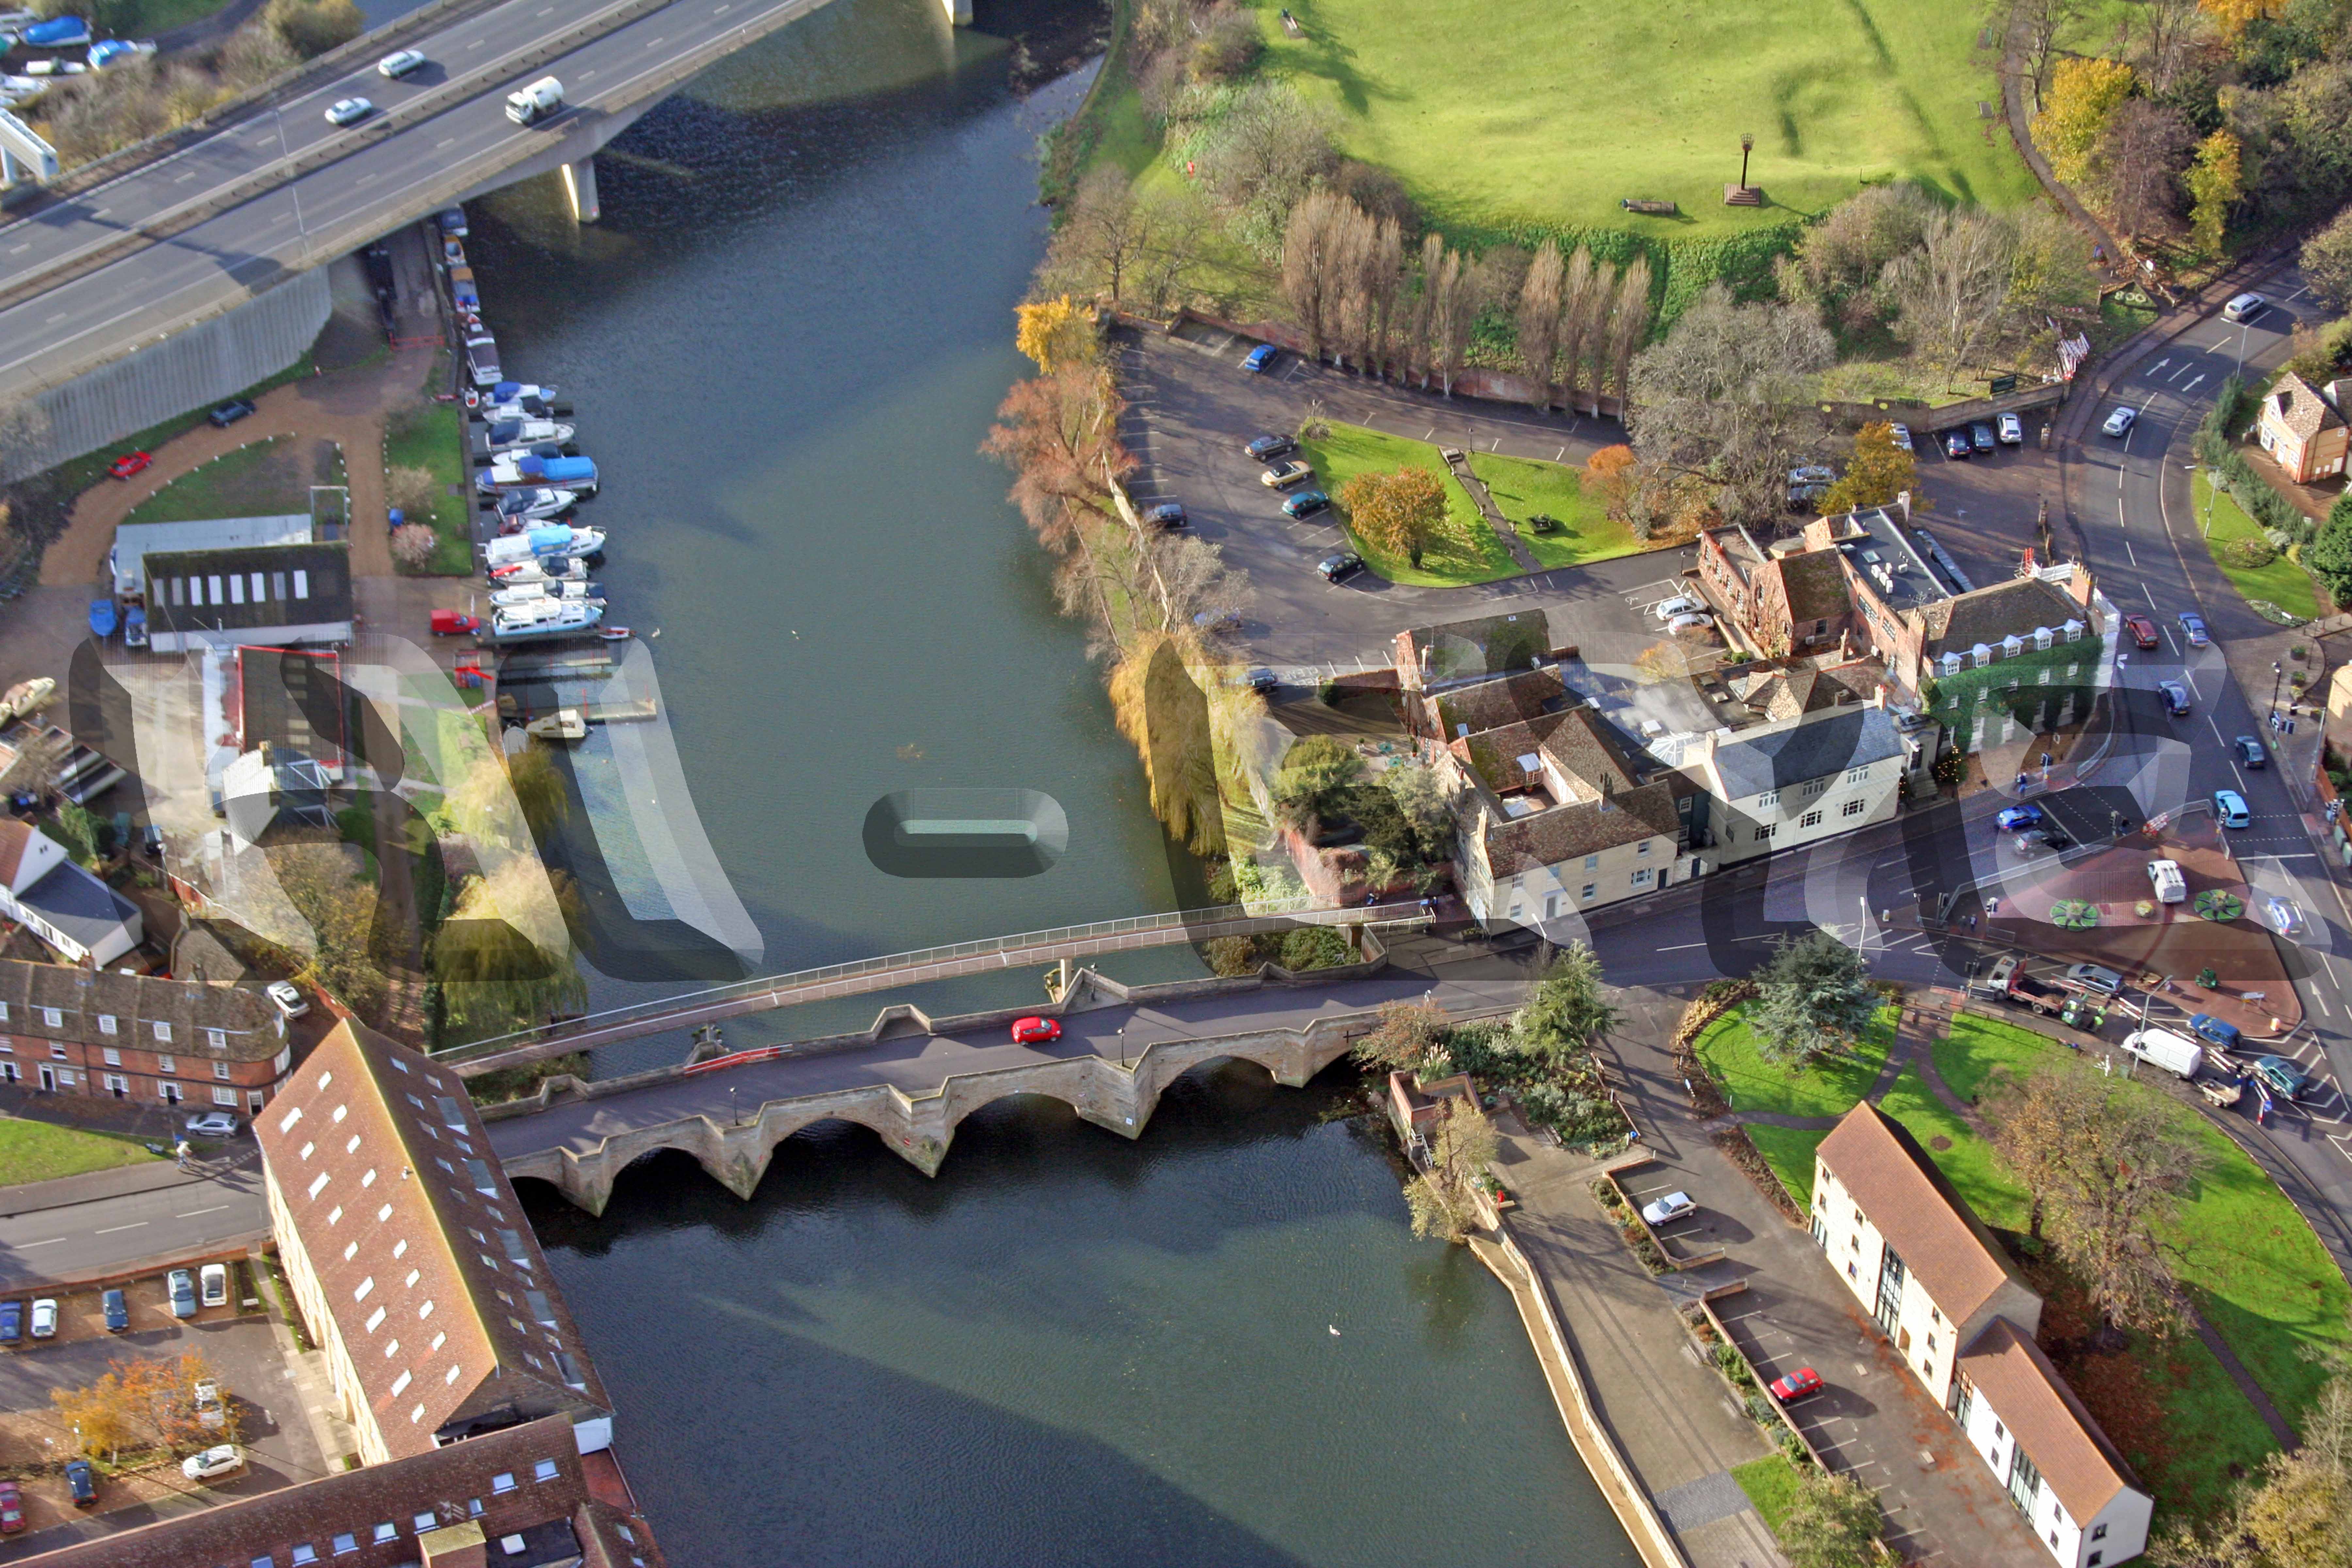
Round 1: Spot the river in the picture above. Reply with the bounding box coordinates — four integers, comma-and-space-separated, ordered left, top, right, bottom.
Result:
461, 0, 1637, 1560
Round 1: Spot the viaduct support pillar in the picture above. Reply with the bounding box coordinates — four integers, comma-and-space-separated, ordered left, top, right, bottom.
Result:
560, 156, 601, 223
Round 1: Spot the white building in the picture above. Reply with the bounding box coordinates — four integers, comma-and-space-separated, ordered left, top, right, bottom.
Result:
1677, 701, 1912, 867
1812, 1104, 2152, 1568
0, 819, 141, 967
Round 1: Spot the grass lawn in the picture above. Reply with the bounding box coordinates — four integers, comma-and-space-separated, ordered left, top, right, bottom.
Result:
0, 1119, 158, 1188
1747, 1124, 1831, 1207
1298, 422, 1516, 585
1191, 0, 2034, 239
2192, 472, 2322, 623
122, 437, 336, 526
1694, 1002, 1898, 1119
1731, 1454, 1804, 1534
47, 353, 315, 500
386, 394, 473, 575
1465, 451, 1645, 569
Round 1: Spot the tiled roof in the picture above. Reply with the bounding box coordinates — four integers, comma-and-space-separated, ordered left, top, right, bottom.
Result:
0, 819, 35, 886
1960, 1318, 2142, 1522
1396, 611, 1551, 688
0, 959, 278, 1059
2264, 372, 2344, 440
1483, 779, 1681, 873
1917, 576, 2086, 656
257, 1020, 609, 1459
1704, 706, 1905, 801
1775, 550, 1854, 624
1818, 1103, 2033, 1330
1430, 666, 1571, 738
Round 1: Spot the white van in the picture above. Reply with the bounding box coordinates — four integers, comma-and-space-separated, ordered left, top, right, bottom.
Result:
2122, 1028, 2204, 1081
506, 75, 563, 125
2147, 858, 2186, 904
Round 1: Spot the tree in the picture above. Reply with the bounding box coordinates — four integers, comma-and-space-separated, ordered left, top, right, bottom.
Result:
1882, 209, 2019, 386
52, 1368, 140, 1462
2199, 0, 2288, 40
2302, 204, 2352, 314
384, 463, 441, 521
2133, 0, 2205, 94
1780, 1469, 1885, 1568
273, 842, 390, 1021
1197, 81, 1335, 236
1604, 256, 1655, 399
2034, 56, 2138, 186
2310, 496, 2352, 605
1627, 283, 1834, 528
1818, 421, 1916, 515
1282, 189, 1345, 361
2096, 98, 2197, 239
1380, 760, 1455, 862
1406, 1095, 1499, 1244
1352, 998, 1450, 1073
981, 364, 1130, 562
0, 398, 52, 486
2186, 128, 2245, 254
1270, 733, 1363, 830
389, 522, 438, 568
1785, 181, 1937, 317
1428, 244, 1477, 396
1516, 944, 1618, 1065
1014, 296, 1096, 373
264, 0, 362, 56
1515, 238, 1563, 408
1049, 168, 1148, 304
1556, 245, 1605, 404
1983, 1062, 2106, 1240
1749, 930, 1875, 1065
2018, 0, 2094, 110
1337, 466, 1446, 568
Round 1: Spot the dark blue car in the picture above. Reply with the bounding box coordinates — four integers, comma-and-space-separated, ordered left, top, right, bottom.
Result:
101, 1288, 128, 1333
2187, 1014, 2242, 1050
0, 1301, 19, 1345
1282, 489, 1330, 519
1242, 344, 1278, 373
1995, 804, 2044, 831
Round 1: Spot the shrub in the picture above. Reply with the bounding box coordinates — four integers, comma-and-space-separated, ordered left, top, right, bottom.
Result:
1202, 935, 1257, 976
389, 522, 438, 568
2227, 534, 2279, 567
265, 0, 363, 57
1278, 923, 1351, 971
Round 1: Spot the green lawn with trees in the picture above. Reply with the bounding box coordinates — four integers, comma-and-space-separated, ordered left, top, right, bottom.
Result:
1464, 451, 1639, 569
1692, 1001, 1897, 1119
385, 398, 472, 575
2194, 472, 2323, 622
0, 1119, 158, 1187
1299, 422, 1515, 584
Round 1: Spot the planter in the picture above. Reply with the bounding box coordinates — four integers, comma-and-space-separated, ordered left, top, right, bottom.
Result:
2050, 900, 2099, 929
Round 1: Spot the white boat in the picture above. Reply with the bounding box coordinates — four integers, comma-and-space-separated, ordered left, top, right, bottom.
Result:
486, 556, 588, 586
491, 487, 579, 524
485, 598, 604, 643
489, 580, 600, 608
479, 419, 577, 454
524, 708, 588, 742
482, 526, 604, 567
1, 678, 56, 721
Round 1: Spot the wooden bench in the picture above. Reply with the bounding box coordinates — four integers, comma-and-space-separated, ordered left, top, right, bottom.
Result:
1620, 198, 1678, 216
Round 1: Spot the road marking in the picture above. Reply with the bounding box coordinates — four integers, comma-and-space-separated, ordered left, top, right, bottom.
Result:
175, 171, 197, 183
437, 138, 456, 149
93, 1222, 147, 1235
88, 208, 106, 218
2124, 537, 2137, 565
355, 172, 379, 187
468, 36, 487, 46
5, 244, 24, 254
644, 35, 665, 45
1658, 941, 1708, 951
45, 312, 63, 323
2182, 374, 2205, 395
175, 1205, 229, 1219
15, 1238, 63, 1248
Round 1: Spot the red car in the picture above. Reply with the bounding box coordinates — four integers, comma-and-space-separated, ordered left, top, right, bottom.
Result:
1010, 1016, 1060, 1044
106, 450, 153, 480
430, 610, 484, 636
0, 1478, 22, 1532
2122, 613, 2159, 650
1769, 1366, 1824, 1403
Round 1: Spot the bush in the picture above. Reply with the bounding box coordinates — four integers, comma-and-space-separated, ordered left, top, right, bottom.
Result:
388, 522, 438, 569
1316, 678, 1343, 706
1203, 935, 1257, 976
265, 0, 363, 57
1278, 923, 1351, 971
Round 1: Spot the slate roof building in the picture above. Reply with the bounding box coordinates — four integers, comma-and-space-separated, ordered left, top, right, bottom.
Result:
110, 513, 310, 599
1675, 701, 1910, 864
142, 541, 353, 654
0, 817, 141, 967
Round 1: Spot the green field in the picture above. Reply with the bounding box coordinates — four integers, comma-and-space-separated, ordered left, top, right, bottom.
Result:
0, 1119, 158, 1188
386, 396, 473, 575
2193, 472, 2323, 622
123, 436, 339, 526
1693, 1001, 1897, 1120
1465, 451, 1647, 570
1298, 422, 1516, 585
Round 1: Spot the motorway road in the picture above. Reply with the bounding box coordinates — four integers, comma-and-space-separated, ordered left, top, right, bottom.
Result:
0, 1163, 268, 1290
0, 0, 839, 396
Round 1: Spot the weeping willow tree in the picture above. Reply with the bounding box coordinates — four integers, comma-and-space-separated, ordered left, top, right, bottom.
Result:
430, 859, 588, 1045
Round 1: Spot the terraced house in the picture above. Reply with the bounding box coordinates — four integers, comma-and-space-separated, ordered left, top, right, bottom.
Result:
0, 957, 286, 1111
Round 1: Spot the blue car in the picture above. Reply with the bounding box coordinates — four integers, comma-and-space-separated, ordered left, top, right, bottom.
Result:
0, 1301, 19, 1345
1996, 804, 2044, 831
2188, 1013, 2242, 1050
101, 1288, 128, 1333
2178, 610, 2209, 647
1282, 489, 1330, 519
1242, 344, 1278, 373
2214, 789, 2250, 828
2252, 1054, 2315, 1101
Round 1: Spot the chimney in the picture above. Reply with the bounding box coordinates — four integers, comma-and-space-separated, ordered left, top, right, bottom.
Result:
1871, 685, 1887, 709
1896, 489, 1911, 522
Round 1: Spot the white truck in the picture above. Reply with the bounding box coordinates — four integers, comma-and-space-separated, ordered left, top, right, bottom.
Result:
2121, 1027, 2204, 1081
2147, 858, 2187, 904
506, 75, 563, 125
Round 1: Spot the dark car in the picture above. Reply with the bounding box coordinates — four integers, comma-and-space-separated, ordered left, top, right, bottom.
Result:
1970, 421, 1997, 453
101, 1288, 128, 1333
1144, 502, 1187, 530
2123, 613, 2159, 649
2158, 680, 2192, 715
1282, 489, 1330, 520
1317, 551, 1365, 582
1242, 344, 1278, 373
2010, 829, 2071, 856
1245, 433, 1296, 463
64, 1459, 94, 1508
2188, 1013, 2242, 1050
2252, 1054, 2315, 1100
1941, 430, 1972, 460
1244, 666, 1278, 694
2235, 735, 2266, 767
206, 399, 255, 429
0, 1301, 19, 1345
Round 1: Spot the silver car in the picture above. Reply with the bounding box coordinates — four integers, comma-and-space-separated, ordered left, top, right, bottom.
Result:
324, 96, 374, 126
376, 48, 426, 77
1642, 1191, 1696, 1226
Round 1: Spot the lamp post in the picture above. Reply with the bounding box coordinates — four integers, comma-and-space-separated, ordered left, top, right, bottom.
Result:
1739, 133, 1754, 193
728, 1086, 738, 1127
2271, 660, 2285, 726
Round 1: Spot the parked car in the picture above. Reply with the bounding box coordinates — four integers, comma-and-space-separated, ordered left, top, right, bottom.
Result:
1010, 1016, 1060, 1044
2103, 407, 2137, 438
1317, 551, 1365, 582
2158, 680, 2192, 715
1241, 344, 1278, 373
185, 1110, 239, 1139
1786, 465, 1834, 506
2178, 610, 2210, 646
1995, 804, 2044, 831
265, 980, 308, 1019
0, 1478, 21, 1532
430, 610, 482, 637
167, 1269, 196, 1320
2234, 735, 2267, 768
181, 1444, 242, 1482
2064, 963, 2124, 995
1260, 459, 1313, 489
28, 1299, 56, 1339
2123, 613, 2158, 648
1243, 667, 1278, 694
323, 96, 374, 126
1641, 1191, 1696, 1226
206, 399, 255, 428
193, 1377, 224, 1429
200, 1263, 228, 1309
1970, 421, 1997, 453
100, 1288, 127, 1332
376, 47, 426, 77
1887, 423, 1912, 452
63, 1459, 93, 1508
2266, 896, 2304, 936
1281, 489, 1329, 519
1768, 1366, 1824, 1403
2214, 788, 2251, 828
106, 450, 152, 479
2188, 1013, 2243, 1050
0, 1301, 22, 1344
2222, 292, 2267, 323
1143, 502, 1187, 530
2251, 1054, 2316, 1100
1664, 612, 1714, 634
1996, 412, 2023, 445
1244, 433, 1295, 462
1653, 595, 1703, 621
1941, 430, 1972, 459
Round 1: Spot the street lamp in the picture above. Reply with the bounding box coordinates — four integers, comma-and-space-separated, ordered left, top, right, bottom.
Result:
2271, 660, 2285, 726
728, 1085, 738, 1127
1738, 133, 1754, 193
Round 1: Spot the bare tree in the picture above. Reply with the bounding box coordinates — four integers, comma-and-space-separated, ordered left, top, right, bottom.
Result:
1365, 214, 1404, 379
1197, 81, 1336, 234
1787, 181, 1937, 311
1556, 245, 1604, 407
1281, 190, 1343, 361
0, 397, 53, 485
1327, 200, 1374, 371
1429, 246, 1477, 397
1626, 282, 1833, 528
1515, 238, 1564, 409
1881, 210, 2019, 386
2017, 0, 2092, 110
1046, 168, 1155, 304
2096, 98, 2196, 240
2131, 0, 2204, 93
1403, 232, 1444, 384
1604, 255, 1655, 400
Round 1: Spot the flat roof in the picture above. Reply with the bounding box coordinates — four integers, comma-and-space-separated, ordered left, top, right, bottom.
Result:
112, 515, 310, 594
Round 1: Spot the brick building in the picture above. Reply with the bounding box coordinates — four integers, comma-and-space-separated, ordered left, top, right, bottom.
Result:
0, 957, 286, 1113
1695, 523, 1855, 655
2253, 372, 2347, 485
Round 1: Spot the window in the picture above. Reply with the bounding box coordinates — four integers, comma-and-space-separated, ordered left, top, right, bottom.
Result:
209, 1029, 227, 1050
291, 1547, 317, 1566
526, 1290, 557, 1326
1630, 869, 1652, 888
152, 1021, 171, 1043
446, 1363, 463, 1384
436, 1095, 468, 1131
156, 1054, 174, 1074
499, 1230, 531, 1266
466, 1158, 496, 1194
405, 1269, 421, 1288
1842, 798, 1867, 817
214, 1061, 230, 1081
101, 1048, 121, 1067
1801, 810, 1822, 828
414, 1513, 437, 1533
214, 1087, 237, 1105
250, 572, 265, 603
279, 1107, 302, 1134
274, 572, 288, 600
2089, 1556, 2104, 1567
533, 1458, 560, 1482
390, 1369, 412, 1395
1804, 779, 1827, 797
294, 569, 310, 598
96, 1014, 114, 1035
328, 1206, 343, 1224
1756, 790, 1779, 807
364, 1306, 385, 1332
373, 1523, 398, 1544
2092, 1526, 2108, 1542
492, 1472, 517, 1494
1582, 855, 1598, 870
333, 1533, 358, 1555
361, 1168, 377, 1188
47, 1044, 63, 1060
1754, 823, 1777, 841
225, 575, 242, 606
306, 1171, 330, 1199
299, 1141, 315, 1160
342, 1241, 358, 1262
419, 1299, 435, 1319
316, 1070, 332, 1090
1846, 765, 1870, 784
378, 1203, 393, 1222
40, 1008, 61, 1028
1580, 884, 1596, 900
102, 1073, 126, 1094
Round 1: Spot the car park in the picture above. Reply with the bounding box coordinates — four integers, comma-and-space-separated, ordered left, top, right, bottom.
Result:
1260, 459, 1313, 489
2123, 613, 2158, 648
2158, 680, 2191, 715
2266, 896, 2303, 936
107, 450, 152, 479
1143, 502, 1187, 530
2252, 1054, 2315, 1100
1241, 344, 1278, 373
29, 1298, 56, 1339
2223, 292, 2266, 323
2064, 963, 2124, 995
0, 1301, 21, 1344
1997, 412, 2023, 445
167, 1269, 196, 1320
1769, 1366, 1823, 1403
1317, 551, 1365, 582
64, 1459, 94, 1508
265, 979, 308, 1019
1244, 433, 1295, 462
1941, 429, 1972, 459
1970, 421, 1997, 453
2188, 1013, 2242, 1050
1641, 1191, 1696, 1226
1995, 804, 2043, 831
2178, 610, 2209, 646
182, 1444, 242, 1482
1664, 612, 1714, 634
201, 1262, 229, 1308
376, 47, 426, 77
1010, 1016, 1060, 1044
1887, 423, 1912, 451
2214, 788, 2251, 828
1281, 489, 1330, 519
101, 1288, 128, 1332
207, 399, 255, 428
324, 96, 374, 126
185, 1110, 239, 1138
2234, 735, 2266, 768
1653, 595, 1702, 621
0, 1479, 21, 1532
2103, 407, 2137, 438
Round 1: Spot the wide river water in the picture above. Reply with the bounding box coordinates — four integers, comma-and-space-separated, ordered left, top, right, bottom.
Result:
468, 0, 1639, 1560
